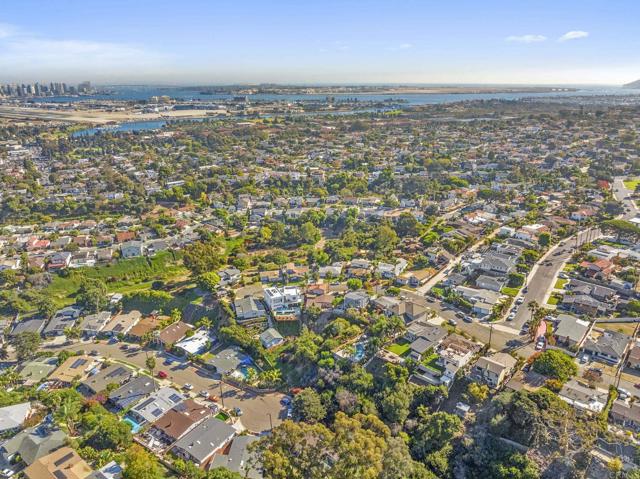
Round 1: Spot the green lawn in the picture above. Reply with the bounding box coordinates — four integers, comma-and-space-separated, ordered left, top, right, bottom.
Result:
422, 353, 444, 373
387, 339, 411, 357
563, 263, 578, 273
501, 286, 520, 297
44, 251, 188, 307
624, 179, 640, 191
554, 278, 568, 289
216, 411, 230, 421
547, 293, 563, 306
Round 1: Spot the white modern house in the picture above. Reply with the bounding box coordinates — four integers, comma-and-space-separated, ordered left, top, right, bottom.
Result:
263, 286, 302, 312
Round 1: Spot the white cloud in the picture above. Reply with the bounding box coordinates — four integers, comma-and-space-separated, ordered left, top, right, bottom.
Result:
386, 43, 414, 51
0, 22, 17, 39
0, 25, 167, 81
558, 30, 589, 42
505, 34, 547, 43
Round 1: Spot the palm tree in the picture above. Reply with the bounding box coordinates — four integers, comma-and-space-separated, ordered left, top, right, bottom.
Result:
527, 300, 541, 341
197, 317, 213, 331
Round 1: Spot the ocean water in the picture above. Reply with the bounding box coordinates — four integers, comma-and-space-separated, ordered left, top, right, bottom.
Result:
35, 84, 637, 106
62, 84, 639, 136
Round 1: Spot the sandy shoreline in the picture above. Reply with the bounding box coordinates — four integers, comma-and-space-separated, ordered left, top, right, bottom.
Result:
0, 107, 226, 125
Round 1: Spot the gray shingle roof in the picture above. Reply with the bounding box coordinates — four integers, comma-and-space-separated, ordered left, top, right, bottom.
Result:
172, 417, 236, 464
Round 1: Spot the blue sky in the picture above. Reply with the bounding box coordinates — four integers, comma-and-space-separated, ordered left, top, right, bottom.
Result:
0, 0, 638, 85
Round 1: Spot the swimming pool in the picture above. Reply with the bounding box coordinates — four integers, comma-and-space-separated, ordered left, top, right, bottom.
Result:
123, 416, 143, 433
352, 342, 366, 362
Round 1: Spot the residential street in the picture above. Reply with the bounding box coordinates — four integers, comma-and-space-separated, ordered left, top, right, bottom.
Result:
400, 290, 526, 352
42, 340, 286, 433
509, 226, 601, 330
613, 176, 639, 220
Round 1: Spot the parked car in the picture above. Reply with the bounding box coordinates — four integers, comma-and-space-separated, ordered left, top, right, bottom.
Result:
183, 383, 194, 391
463, 315, 473, 323
157, 371, 168, 379
280, 396, 292, 406
535, 339, 545, 350
448, 318, 458, 326
516, 297, 525, 305
618, 388, 630, 399
90, 350, 99, 356
507, 312, 516, 321
200, 390, 210, 399
233, 407, 243, 416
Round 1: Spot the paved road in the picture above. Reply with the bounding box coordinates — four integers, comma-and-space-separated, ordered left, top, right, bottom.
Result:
400, 290, 528, 352
42, 340, 285, 433
509, 227, 601, 330
504, 176, 635, 332
613, 176, 639, 220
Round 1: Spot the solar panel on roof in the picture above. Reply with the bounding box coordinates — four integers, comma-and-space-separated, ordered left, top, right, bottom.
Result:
108, 367, 127, 377
169, 393, 182, 403
70, 358, 87, 369
136, 398, 154, 410
53, 471, 68, 479
53, 451, 74, 467
151, 408, 164, 417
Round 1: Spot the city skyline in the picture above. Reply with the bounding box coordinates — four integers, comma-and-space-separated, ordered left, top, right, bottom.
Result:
0, 0, 638, 85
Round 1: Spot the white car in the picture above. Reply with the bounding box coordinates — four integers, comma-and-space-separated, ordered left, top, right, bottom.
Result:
183, 383, 194, 391
516, 297, 525, 305
535, 340, 545, 351
507, 312, 516, 321
199, 390, 210, 398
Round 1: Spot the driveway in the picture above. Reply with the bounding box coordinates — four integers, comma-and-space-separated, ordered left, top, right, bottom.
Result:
43, 339, 286, 433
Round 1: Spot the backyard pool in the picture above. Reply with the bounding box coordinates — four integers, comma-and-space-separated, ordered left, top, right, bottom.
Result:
352, 342, 366, 362
123, 416, 143, 433
230, 360, 256, 381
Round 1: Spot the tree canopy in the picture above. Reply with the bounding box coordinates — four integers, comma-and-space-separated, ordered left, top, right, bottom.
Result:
532, 349, 577, 382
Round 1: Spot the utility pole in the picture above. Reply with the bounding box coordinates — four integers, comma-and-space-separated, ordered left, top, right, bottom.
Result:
488, 322, 494, 350
219, 382, 225, 408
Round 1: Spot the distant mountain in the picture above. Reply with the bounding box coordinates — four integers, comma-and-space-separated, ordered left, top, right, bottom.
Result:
623, 79, 640, 89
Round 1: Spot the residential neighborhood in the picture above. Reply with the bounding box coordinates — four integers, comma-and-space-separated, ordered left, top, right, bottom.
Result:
1, 86, 640, 478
